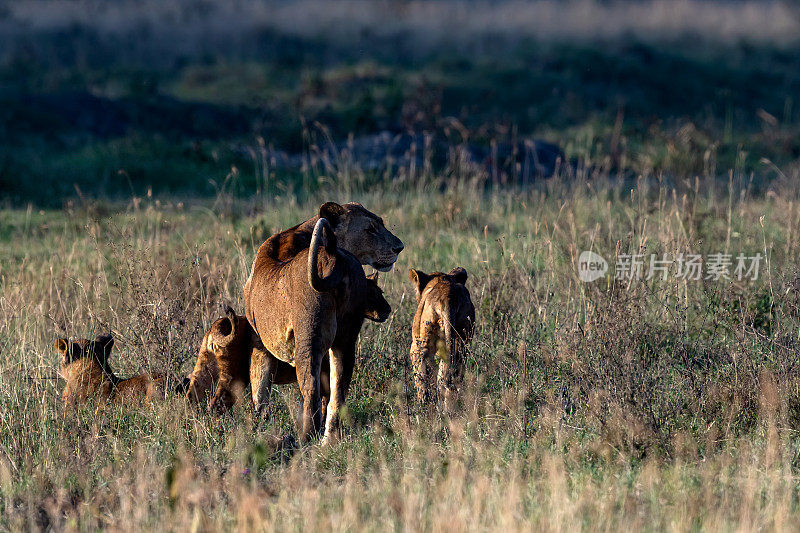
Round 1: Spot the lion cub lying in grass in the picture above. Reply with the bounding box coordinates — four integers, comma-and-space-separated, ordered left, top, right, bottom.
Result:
408, 267, 476, 412
56, 334, 167, 407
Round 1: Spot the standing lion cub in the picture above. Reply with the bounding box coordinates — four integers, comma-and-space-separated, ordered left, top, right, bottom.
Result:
56, 334, 167, 407
408, 267, 476, 412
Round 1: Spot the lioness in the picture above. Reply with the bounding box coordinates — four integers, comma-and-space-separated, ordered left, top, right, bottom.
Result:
408, 267, 476, 412
244, 215, 394, 441
248, 271, 390, 427
56, 334, 167, 407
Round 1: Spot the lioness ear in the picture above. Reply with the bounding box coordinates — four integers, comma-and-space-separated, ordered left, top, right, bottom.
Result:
408, 268, 432, 295
319, 202, 345, 228
449, 267, 468, 285
323, 220, 338, 252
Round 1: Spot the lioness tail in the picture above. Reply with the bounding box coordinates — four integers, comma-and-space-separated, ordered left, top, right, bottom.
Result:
308, 218, 342, 292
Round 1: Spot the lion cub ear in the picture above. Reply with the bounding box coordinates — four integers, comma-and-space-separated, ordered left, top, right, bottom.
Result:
55, 338, 71, 363
319, 202, 345, 228
55, 338, 80, 364
408, 268, 432, 296
54, 338, 69, 354
449, 267, 468, 285
366, 271, 380, 283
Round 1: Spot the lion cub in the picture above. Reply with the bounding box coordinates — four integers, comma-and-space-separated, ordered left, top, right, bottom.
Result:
184, 307, 272, 412
186, 307, 301, 413
56, 334, 166, 407
408, 267, 476, 412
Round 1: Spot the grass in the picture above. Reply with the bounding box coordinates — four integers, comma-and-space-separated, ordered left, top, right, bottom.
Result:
4, 0, 800, 528
3, 166, 800, 528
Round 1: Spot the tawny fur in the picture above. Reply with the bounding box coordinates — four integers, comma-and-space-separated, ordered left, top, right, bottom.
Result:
408, 267, 476, 413
185, 308, 258, 410
247, 272, 389, 433
185, 307, 301, 413
244, 203, 399, 441
56, 335, 166, 408
188, 281, 388, 425
252, 201, 404, 273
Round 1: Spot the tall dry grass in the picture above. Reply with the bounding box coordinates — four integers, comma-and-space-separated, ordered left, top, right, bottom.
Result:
3, 149, 800, 528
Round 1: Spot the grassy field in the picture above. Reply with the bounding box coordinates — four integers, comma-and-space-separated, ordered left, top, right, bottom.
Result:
3, 170, 800, 529
4, 0, 800, 530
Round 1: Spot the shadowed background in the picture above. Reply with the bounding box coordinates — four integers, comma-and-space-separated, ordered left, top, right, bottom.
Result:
2, 0, 799, 204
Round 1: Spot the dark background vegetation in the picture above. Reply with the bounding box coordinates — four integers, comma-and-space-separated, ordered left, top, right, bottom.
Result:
2, 0, 800, 205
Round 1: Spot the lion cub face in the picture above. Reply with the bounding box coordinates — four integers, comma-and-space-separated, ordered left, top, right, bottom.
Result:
56, 334, 116, 406
363, 272, 392, 322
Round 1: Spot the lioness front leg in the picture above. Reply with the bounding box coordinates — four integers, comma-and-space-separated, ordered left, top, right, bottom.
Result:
322, 348, 344, 444
323, 340, 357, 443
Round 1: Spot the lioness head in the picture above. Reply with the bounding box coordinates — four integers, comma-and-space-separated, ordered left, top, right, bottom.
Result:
55, 334, 114, 370
319, 202, 404, 272
364, 272, 392, 322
